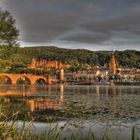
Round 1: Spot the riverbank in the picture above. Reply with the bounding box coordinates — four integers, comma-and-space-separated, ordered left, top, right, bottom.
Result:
115, 81, 140, 86
65, 81, 140, 86
1, 120, 139, 140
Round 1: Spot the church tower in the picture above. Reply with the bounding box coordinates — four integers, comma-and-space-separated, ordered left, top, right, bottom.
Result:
110, 52, 117, 74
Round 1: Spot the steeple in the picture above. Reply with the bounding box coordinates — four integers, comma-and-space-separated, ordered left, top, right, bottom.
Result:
110, 51, 117, 74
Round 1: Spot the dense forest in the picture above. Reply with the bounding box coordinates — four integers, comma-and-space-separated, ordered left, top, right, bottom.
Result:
22, 46, 140, 67
0, 46, 140, 73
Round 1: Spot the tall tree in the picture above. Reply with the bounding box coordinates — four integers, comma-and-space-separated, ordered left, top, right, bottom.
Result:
0, 8, 19, 47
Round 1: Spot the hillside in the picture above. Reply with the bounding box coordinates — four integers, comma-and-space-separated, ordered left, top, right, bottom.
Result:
0, 46, 140, 73
20, 46, 140, 68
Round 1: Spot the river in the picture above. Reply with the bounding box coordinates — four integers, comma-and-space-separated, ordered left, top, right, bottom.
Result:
0, 84, 140, 139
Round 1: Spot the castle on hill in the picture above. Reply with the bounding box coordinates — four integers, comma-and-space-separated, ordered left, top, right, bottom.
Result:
28, 58, 70, 69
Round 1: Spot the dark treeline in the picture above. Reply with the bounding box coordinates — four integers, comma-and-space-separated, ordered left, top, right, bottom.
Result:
0, 46, 139, 73
19, 46, 140, 68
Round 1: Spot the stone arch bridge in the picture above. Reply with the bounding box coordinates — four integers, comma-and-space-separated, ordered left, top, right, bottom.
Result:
0, 73, 54, 85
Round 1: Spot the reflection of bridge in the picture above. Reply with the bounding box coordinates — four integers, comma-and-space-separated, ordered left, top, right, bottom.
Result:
0, 84, 64, 112
0, 84, 121, 114
0, 73, 55, 85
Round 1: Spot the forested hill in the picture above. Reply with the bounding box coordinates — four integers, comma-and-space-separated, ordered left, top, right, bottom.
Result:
0, 46, 140, 70
19, 46, 140, 68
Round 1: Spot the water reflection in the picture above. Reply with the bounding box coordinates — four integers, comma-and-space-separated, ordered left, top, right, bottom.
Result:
0, 84, 140, 121
112, 85, 117, 115
27, 98, 61, 112
96, 85, 100, 107
60, 84, 64, 102
105, 86, 108, 98
26, 84, 64, 112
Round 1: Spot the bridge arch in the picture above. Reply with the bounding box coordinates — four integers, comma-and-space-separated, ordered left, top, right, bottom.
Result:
0, 75, 12, 84
16, 76, 31, 85
35, 78, 47, 85
0, 74, 53, 85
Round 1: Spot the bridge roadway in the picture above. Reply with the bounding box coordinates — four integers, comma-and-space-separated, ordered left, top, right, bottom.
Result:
0, 73, 54, 85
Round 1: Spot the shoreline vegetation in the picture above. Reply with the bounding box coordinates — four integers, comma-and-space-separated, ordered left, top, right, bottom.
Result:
0, 114, 138, 140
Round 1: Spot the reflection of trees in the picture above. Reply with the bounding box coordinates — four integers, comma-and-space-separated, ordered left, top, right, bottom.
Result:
0, 97, 29, 118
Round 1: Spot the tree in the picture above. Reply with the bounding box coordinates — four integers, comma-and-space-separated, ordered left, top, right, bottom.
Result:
0, 8, 19, 47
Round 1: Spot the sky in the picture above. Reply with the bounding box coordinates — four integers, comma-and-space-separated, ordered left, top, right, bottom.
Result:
0, 0, 140, 51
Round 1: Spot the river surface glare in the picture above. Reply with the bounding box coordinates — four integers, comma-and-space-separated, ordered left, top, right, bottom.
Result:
0, 84, 140, 139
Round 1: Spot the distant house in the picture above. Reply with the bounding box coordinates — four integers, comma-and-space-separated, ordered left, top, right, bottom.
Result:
95, 67, 110, 78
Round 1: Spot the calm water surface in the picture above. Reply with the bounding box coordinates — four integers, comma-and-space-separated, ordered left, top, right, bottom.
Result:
0, 84, 140, 139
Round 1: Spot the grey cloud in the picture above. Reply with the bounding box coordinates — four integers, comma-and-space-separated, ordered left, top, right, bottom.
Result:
62, 34, 111, 44
1, 0, 140, 50
82, 4, 140, 33
56, 27, 111, 44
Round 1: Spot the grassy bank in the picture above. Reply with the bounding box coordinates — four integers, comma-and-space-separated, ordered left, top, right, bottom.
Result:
0, 111, 138, 140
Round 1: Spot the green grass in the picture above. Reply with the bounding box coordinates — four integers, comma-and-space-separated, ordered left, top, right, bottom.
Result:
131, 127, 137, 140
0, 122, 138, 140
0, 109, 138, 140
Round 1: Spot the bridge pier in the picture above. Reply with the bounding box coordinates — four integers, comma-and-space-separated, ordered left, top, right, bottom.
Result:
11, 77, 19, 85
30, 80, 35, 85
47, 75, 52, 85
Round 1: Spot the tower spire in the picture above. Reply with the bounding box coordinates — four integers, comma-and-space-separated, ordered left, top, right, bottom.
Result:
110, 46, 116, 74
112, 45, 113, 52
111, 45, 114, 54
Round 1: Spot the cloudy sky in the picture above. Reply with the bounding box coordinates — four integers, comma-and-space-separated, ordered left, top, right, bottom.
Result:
0, 0, 140, 50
